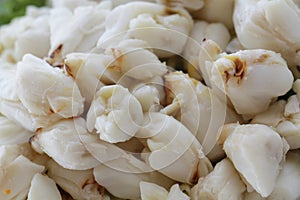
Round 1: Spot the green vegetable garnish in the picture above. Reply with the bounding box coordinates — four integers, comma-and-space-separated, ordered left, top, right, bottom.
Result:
0, 0, 47, 25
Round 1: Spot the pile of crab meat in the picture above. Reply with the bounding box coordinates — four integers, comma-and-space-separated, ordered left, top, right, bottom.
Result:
1, 0, 300, 199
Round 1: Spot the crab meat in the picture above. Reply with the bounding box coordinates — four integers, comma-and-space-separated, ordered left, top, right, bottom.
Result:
0, 62, 64, 131
137, 112, 213, 184
183, 21, 230, 76
89, 139, 174, 199
28, 173, 62, 200
164, 71, 241, 161
251, 100, 286, 128
0, 6, 50, 63
0, 154, 44, 200
233, 0, 300, 77
104, 39, 168, 80
268, 150, 300, 200
207, 43, 293, 115
226, 38, 245, 54
273, 85, 300, 149
198, 39, 222, 88
30, 118, 100, 170
47, 3, 111, 66
0, 115, 33, 145
16, 54, 84, 118
190, 158, 246, 200
86, 85, 143, 143
14, 15, 50, 61
50, 0, 99, 10
47, 159, 105, 200
0, 62, 18, 101
140, 182, 190, 200
244, 191, 265, 200
64, 39, 167, 105
97, 2, 193, 57
218, 123, 289, 197
192, 0, 235, 30
64, 52, 110, 104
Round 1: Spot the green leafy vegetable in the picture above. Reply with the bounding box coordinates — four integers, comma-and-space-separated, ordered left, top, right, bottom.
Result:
0, 0, 47, 25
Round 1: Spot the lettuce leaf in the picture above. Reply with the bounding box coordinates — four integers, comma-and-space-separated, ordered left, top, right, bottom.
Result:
0, 0, 46, 25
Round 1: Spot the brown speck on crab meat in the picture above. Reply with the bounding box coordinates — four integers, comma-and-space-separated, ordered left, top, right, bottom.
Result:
63, 64, 75, 78
190, 163, 200, 185
224, 55, 247, 84
49, 44, 63, 59
45, 44, 64, 68
254, 53, 270, 63
4, 189, 11, 195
